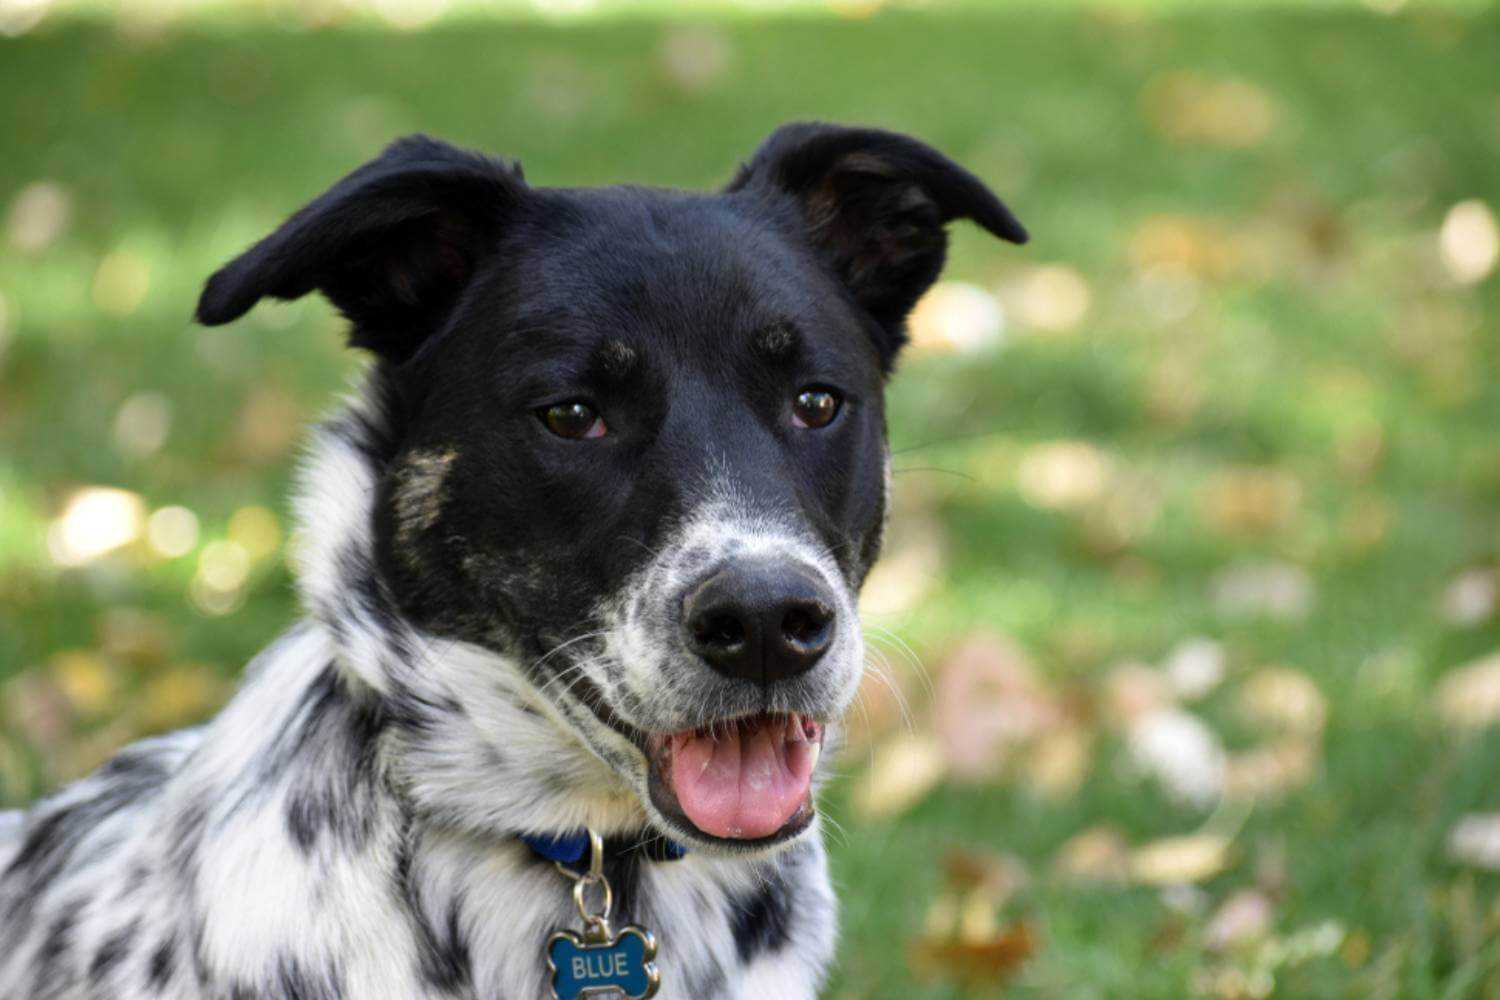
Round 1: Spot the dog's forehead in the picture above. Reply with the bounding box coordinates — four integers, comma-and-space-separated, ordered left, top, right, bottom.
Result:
492, 187, 869, 368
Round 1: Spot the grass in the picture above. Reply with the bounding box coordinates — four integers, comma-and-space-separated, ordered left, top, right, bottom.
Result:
2, 2, 1499, 996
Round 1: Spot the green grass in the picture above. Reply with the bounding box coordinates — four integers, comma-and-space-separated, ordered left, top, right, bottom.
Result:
2, 2, 1499, 995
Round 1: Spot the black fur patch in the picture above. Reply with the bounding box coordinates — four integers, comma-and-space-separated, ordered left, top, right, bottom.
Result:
730, 867, 794, 963
146, 934, 175, 989
271, 665, 389, 853
90, 919, 138, 984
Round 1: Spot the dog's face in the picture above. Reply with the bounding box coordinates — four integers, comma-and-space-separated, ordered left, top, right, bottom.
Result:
198, 125, 1025, 850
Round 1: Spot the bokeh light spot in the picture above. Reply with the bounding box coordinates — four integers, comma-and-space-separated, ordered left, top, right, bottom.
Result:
147, 506, 200, 559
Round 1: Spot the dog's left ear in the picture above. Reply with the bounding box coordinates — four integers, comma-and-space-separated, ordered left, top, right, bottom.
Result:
196, 135, 524, 364
727, 122, 1027, 369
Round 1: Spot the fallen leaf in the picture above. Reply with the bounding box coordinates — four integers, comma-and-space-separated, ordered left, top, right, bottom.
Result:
943, 848, 1029, 906
6, 181, 71, 253
1054, 826, 1131, 884
1441, 569, 1498, 627
1201, 466, 1303, 538
1440, 199, 1499, 285
1435, 652, 1500, 729
1130, 833, 1232, 886
1127, 708, 1226, 807
1026, 723, 1093, 799
908, 922, 1036, 988
1448, 813, 1500, 870
1223, 739, 1319, 801
934, 633, 1059, 780
1164, 638, 1227, 701
1142, 72, 1278, 149
1017, 440, 1112, 511
1205, 889, 1274, 952
858, 513, 945, 618
1238, 667, 1327, 735
1211, 562, 1315, 621
1007, 264, 1092, 334
852, 733, 946, 820
1102, 661, 1174, 727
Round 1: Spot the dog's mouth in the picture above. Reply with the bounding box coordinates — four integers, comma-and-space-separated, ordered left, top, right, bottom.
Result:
645, 712, 824, 843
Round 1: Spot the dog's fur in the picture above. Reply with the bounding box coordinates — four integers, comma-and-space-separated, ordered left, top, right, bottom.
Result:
0, 123, 1023, 999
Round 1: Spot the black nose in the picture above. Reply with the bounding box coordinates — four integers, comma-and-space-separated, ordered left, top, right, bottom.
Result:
683, 560, 836, 684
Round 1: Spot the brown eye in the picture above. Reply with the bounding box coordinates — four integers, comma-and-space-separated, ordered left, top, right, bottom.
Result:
791, 387, 842, 429
540, 401, 605, 439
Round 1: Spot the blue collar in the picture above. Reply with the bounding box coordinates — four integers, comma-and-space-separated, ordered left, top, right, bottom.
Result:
521, 829, 687, 869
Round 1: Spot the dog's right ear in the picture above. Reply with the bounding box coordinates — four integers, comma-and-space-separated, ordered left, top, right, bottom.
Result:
196, 135, 524, 364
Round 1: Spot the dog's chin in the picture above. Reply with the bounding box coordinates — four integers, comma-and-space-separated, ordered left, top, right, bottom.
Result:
640, 712, 825, 852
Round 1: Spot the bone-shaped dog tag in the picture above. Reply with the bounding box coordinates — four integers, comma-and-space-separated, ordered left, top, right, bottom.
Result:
547, 925, 659, 1000
541, 829, 662, 1000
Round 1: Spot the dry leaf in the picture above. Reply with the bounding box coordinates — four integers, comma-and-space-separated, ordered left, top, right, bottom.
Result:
1103, 661, 1174, 728
1223, 739, 1319, 801
909, 922, 1036, 988
1238, 668, 1326, 735
1127, 708, 1226, 807
1054, 826, 1131, 884
1026, 723, 1093, 799
1211, 562, 1314, 621
1007, 264, 1092, 334
1164, 638, 1227, 701
943, 848, 1029, 906
1435, 652, 1500, 729
1205, 889, 1274, 952
1440, 199, 1499, 285
1441, 569, 1498, 627
1017, 441, 1112, 511
1142, 72, 1278, 149
858, 514, 945, 618
934, 633, 1059, 779
1128, 214, 1239, 278
1201, 466, 1303, 538
1130, 833, 1232, 886
852, 733, 946, 820
1448, 813, 1500, 870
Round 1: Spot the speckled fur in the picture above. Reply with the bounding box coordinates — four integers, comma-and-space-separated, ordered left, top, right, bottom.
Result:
0, 390, 836, 1000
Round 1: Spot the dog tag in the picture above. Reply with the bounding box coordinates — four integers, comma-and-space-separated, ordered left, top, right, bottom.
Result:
543, 829, 661, 1000
547, 925, 658, 1000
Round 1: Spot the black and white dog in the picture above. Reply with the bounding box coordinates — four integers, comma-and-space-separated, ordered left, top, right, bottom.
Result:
0, 123, 1024, 999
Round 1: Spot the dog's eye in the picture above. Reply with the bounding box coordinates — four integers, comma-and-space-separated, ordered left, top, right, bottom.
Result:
791, 387, 842, 429
539, 401, 606, 439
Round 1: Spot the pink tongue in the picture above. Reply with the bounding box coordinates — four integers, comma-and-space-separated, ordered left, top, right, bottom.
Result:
668, 719, 816, 839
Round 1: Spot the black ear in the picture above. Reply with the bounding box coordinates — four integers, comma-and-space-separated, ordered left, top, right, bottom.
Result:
727, 122, 1026, 367
196, 135, 524, 364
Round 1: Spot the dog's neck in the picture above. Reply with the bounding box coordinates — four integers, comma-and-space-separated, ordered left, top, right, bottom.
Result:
288, 381, 651, 842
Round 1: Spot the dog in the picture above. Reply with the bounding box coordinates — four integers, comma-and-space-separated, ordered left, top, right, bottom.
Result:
0, 123, 1025, 999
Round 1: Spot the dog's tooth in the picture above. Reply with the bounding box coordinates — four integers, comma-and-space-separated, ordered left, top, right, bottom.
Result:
787, 713, 805, 743
808, 739, 821, 771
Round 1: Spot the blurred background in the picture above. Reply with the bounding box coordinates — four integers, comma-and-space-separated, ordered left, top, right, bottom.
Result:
1, 0, 1498, 995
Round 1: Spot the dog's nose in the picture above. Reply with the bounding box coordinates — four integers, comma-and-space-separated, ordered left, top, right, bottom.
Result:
683, 559, 836, 684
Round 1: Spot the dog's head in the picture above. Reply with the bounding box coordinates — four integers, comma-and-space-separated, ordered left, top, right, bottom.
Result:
198, 124, 1025, 851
